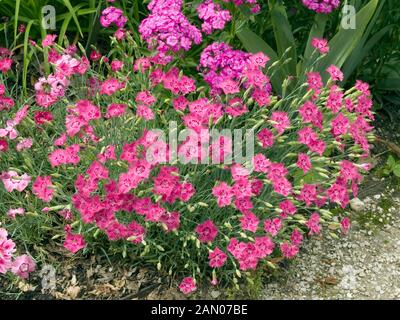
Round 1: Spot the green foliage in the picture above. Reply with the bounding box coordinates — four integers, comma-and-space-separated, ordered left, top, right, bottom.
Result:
1, 0, 397, 105
0, 0, 93, 42
235, 0, 399, 120
0, 0, 147, 45
383, 155, 400, 178
237, 0, 381, 95
316, 0, 378, 82
350, 0, 400, 110
0, 0, 98, 93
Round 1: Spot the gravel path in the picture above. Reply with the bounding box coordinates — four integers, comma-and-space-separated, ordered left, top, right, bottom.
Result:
263, 187, 400, 300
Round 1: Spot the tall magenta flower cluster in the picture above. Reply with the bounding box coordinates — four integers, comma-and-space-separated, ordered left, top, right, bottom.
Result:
301, 0, 341, 14
197, 0, 232, 35
200, 42, 250, 90
100, 6, 128, 28
148, 0, 183, 12
139, 0, 202, 53
199, 42, 272, 104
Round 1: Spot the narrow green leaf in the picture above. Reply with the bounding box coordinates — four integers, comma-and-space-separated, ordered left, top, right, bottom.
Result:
23, 20, 35, 94
237, 27, 279, 61
343, 25, 392, 80
269, 0, 297, 77
85, 0, 103, 50
342, 0, 388, 79
57, 3, 87, 45
58, 14, 73, 46
76, 8, 98, 15
14, 0, 21, 41
382, 94, 400, 105
56, 0, 84, 37
133, 0, 140, 22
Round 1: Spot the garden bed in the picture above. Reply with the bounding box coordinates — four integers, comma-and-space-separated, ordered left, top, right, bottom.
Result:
1, 0, 399, 300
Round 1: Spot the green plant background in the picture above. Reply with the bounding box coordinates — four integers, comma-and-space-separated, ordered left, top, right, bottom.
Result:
1, 0, 398, 106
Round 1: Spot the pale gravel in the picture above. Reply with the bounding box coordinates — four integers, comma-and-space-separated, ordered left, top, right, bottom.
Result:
263, 188, 400, 300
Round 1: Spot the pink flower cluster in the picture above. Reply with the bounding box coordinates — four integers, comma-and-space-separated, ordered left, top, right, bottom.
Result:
35, 51, 88, 108
298, 127, 326, 156
139, 0, 202, 53
227, 236, 275, 270
7, 208, 25, 219
306, 213, 322, 235
302, 0, 341, 14
197, 0, 232, 35
0, 77, 14, 111
65, 100, 101, 138
16, 138, 33, 151
311, 37, 329, 54
179, 277, 197, 294
0, 57, 12, 73
0, 228, 15, 274
10, 254, 36, 279
64, 225, 86, 254
0, 105, 30, 153
195, 220, 218, 243
208, 247, 227, 268
69, 130, 197, 246
48, 144, 80, 167
100, 6, 127, 28
200, 42, 271, 103
42, 34, 57, 47
150, 67, 196, 96
136, 90, 156, 120
34, 74, 69, 108
0, 228, 36, 278
0, 48, 13, 73
1, 171, 31, 192
105, 103, 127, 119
100, 78, 125, 96
32, 176, 54, 202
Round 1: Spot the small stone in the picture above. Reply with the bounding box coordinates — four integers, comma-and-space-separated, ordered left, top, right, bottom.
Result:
350, 198, 365, 212
210, 290, 221, 298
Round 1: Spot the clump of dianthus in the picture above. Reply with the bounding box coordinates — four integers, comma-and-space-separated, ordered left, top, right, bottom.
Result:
197, 0, 232, 35
100, 6, 127, 28
139, 0, 202, 53
199, 42, 272, 105
301, 0, 341, 14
